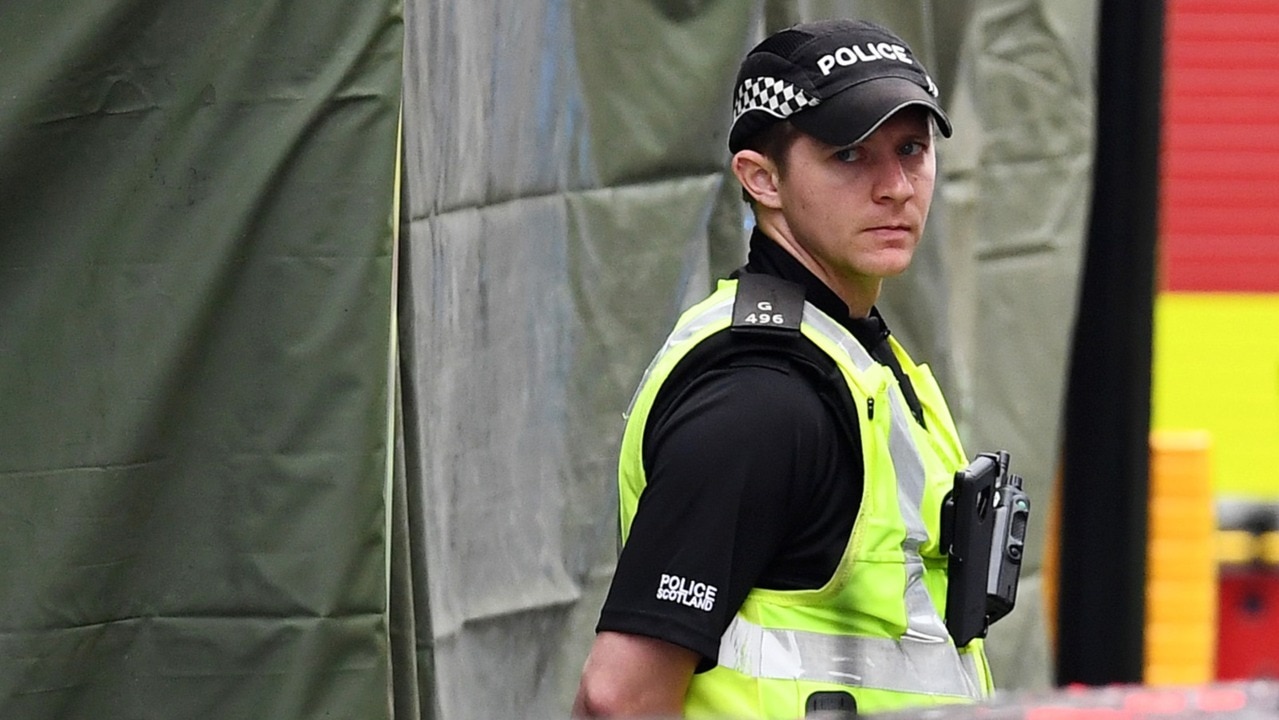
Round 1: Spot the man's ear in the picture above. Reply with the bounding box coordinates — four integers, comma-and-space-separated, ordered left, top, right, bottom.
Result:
731, 150, 782, 209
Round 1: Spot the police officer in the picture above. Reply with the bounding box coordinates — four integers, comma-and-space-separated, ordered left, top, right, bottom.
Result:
573, 18, 994, 718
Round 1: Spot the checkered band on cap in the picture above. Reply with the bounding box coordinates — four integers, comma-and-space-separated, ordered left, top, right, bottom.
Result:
732, 76, 818, 123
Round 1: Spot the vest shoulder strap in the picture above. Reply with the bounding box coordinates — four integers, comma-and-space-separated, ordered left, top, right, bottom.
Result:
731, 272, 804, 335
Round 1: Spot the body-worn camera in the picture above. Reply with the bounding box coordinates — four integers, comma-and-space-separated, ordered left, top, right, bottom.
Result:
987, 464, 1030, 624
941, 451, 1032, 646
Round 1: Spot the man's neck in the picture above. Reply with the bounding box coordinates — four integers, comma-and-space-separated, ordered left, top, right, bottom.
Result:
742, 226, 895, 358
754, 215, 881, 318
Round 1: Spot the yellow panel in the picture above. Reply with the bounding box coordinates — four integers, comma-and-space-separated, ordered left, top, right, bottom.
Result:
1146, 430, 1217, 685
1146, 583, 1215, 622
1152, 294, 1279, 498
1217, 529, 1279, 565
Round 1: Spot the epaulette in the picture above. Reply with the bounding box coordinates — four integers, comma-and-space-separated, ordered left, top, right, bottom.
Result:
731, 272, 805, 336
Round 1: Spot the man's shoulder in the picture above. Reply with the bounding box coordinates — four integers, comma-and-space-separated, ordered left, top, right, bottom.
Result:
658, 323, 836, 406
658, 345, 830, 424
644, 327, 854, 459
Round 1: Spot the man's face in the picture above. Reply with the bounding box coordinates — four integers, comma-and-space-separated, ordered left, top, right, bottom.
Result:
773, 107, 936, 293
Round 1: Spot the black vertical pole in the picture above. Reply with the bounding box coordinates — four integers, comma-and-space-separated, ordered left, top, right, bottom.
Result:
1057, 0, 1165, 686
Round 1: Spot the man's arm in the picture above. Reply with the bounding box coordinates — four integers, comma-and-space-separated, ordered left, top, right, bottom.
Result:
576, 360, 847, 716
572, 631, 700, 718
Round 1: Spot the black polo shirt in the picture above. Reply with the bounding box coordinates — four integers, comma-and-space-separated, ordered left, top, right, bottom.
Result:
595, 227, 923, 670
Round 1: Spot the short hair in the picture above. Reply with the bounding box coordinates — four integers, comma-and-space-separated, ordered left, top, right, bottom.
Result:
736, 120, 800, 205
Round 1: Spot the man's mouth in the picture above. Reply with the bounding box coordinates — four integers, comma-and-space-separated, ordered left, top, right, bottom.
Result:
866, 224, 912, 234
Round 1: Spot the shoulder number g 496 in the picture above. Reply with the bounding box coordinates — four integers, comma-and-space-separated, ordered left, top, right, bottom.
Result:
744, 300, 784, 325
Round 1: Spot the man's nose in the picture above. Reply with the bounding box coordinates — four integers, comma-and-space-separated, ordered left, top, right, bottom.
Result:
874, 158, 914, 202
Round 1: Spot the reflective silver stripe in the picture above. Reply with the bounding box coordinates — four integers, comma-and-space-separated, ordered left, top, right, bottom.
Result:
717, 616, 981, 698
960, 651, 981, 692
800, 306, 876, 373
624, 296, 734, 417
802, 307, 955, 645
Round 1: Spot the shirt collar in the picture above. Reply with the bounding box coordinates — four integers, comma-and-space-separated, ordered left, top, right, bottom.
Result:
740, 226, 890, 351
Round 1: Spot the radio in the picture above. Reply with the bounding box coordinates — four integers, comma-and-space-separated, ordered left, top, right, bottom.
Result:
941, 451, 1032, 646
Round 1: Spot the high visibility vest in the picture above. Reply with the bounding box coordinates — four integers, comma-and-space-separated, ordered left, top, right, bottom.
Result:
617, 277, 994, 719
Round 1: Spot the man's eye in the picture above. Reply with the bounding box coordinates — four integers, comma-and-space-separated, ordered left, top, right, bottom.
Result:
900, 141, 925, 156
834, 148, 859, 162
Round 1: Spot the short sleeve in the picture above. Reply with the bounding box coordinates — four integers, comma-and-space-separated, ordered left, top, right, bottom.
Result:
596, 355, 850, 668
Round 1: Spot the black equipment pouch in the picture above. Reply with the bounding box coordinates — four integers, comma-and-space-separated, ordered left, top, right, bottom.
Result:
941, 451, 1032, 646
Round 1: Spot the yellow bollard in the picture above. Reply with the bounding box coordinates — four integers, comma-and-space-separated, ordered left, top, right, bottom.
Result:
1145, 430, 1216, 685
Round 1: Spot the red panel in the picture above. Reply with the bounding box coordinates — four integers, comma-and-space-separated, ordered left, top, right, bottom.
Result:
1162, 126, 1279, 154
1217, 568, 1279, 679
1164, 212, 1279, 236
1160, 0, 1279, 291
